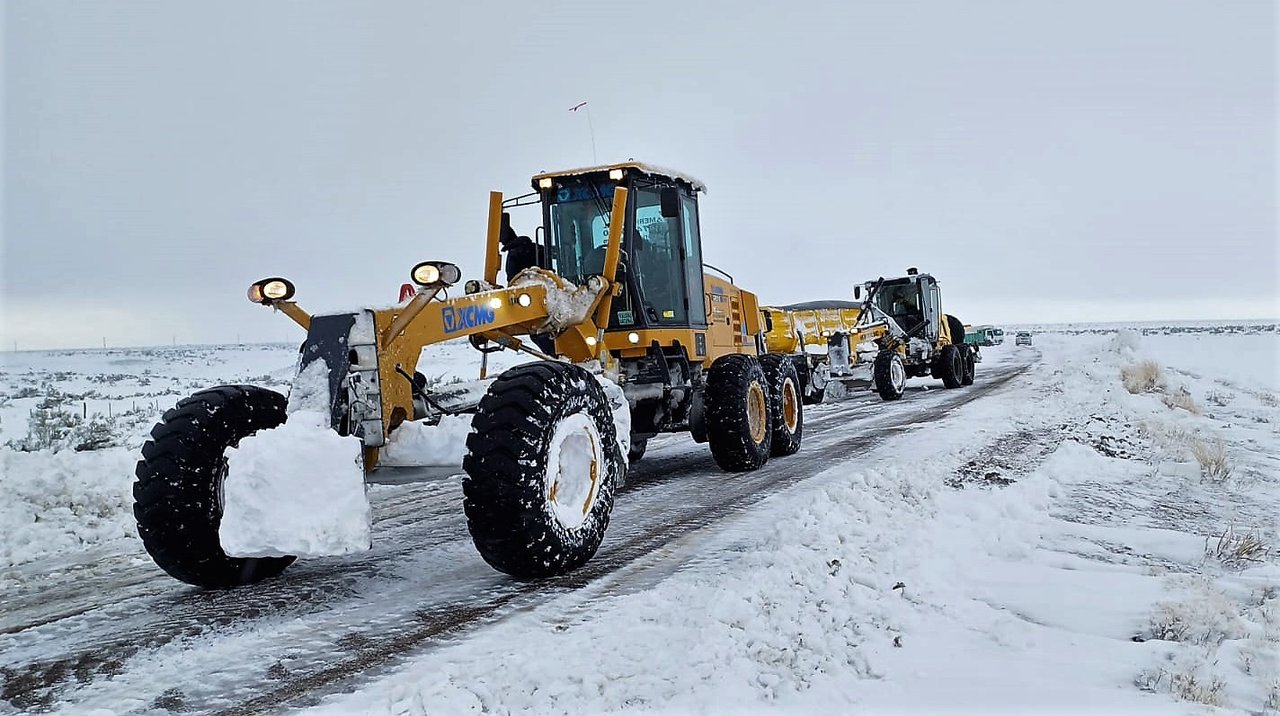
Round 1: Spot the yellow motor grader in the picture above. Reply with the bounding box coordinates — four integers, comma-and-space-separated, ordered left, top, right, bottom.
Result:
761, 302, 889, 404
852, 268, 976, 400
133, 163, 804, 588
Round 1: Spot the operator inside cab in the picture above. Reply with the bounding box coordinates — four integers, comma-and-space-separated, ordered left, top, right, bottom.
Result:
883, 284, 923, 332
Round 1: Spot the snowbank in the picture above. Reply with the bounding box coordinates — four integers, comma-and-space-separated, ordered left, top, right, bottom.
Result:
0, 448, 138, 569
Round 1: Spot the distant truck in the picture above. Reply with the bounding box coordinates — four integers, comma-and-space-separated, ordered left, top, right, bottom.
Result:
964, 325, 1004, 346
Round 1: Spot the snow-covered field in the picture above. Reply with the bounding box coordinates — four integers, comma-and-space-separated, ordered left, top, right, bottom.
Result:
1, 323, 1278, 714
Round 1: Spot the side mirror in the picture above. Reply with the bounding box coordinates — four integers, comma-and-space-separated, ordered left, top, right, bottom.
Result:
853, 285, 861, 300
660, 187, 681, 219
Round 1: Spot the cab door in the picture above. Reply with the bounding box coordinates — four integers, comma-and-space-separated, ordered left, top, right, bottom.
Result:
628, 186, 707, 329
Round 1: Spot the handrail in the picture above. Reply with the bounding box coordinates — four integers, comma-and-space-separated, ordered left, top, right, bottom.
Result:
703, 263, 734, 283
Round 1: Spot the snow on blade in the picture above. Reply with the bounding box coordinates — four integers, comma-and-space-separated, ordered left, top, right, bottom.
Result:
221, 360, 370, 558
378, 414, 473, 467
286, 358, 333, 415
220, 409, 370, 557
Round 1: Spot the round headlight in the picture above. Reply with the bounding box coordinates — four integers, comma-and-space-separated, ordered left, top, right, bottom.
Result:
627, 332, 640, 344
413, 264, 441, 285
262, 280, 290, 300
517, 293, 532, 307
488, 297, 503, 310
247, 277, 294, 304
585, 335, 598, 347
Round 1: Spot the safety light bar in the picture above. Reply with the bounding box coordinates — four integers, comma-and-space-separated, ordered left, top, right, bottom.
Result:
247, 277, 295, 304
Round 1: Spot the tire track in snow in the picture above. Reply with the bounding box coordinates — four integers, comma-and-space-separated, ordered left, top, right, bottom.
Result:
0, 361, 1030, 714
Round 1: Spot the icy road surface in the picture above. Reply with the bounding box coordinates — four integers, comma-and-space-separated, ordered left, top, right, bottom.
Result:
0, 356, 1030, 714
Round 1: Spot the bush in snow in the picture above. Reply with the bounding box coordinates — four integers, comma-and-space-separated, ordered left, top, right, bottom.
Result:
4, 396, 140, 453
12, 385, 43, 399
1161, 389, 1202, 415
1169, 667, 1227, 706
7, 398, 82, 452
1190, 438, 1232, 482
71, 414, 119, 452
1143, 586, 1246, 647
1135, 659, 1226, 707
1121, 360, 1163, 394
1266, 681, 1280, 713
1204, 526, 1271, 567
1205, 390, 1234, 407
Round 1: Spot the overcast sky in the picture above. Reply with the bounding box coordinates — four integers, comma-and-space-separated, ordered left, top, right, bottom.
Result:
3, 0, 1276, 349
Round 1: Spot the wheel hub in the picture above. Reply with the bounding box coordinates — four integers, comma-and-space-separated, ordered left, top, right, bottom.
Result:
781, 378, 799, 432
545, 412, 602, 530
747, 382, 767, 444
890, 359, 906, 391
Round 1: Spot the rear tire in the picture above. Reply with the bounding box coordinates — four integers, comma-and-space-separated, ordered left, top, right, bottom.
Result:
134, 385, 295, 589
938, 344, 964, 388
463, 361, 622, 578
960, 345, 976, 386
873, 350, 906, 401
705, 354, 773, 472
628, 438, 648, 462
759, 354, 803, 457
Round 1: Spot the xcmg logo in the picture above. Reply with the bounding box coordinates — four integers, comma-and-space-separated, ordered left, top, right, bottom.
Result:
442, 304, 496, 334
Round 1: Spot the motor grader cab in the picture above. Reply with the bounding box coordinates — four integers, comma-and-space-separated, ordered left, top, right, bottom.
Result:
132, 162, 803, 590
525, 164, 801, 460
853, 268, 976, 400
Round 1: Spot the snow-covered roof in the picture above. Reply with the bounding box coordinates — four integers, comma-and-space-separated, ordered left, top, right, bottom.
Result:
531, 162, 708, 193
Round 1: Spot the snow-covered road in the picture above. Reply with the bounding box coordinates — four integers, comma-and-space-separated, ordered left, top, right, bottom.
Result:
1, 355, 1031, 714
4, 326, 1277, 715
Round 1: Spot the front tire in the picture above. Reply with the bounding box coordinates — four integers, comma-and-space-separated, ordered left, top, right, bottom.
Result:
704, 354, 773, 472
759, 354, 803, 456
873, 350, 907, 401
463, 361, 622, 578
134, 385, 295, 589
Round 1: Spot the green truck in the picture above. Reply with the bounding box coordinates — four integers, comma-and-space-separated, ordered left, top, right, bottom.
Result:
964, 325, 1004, 346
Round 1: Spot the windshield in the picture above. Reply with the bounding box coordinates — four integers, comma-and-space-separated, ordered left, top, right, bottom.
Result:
875, 281, 921, 324
546, 181, 637, 327
547, 181, 614, 284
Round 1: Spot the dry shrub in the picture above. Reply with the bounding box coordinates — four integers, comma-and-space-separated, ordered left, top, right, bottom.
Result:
1170, 669, 1226, 706
1205, 390, 1233, 407
1191, 438, 1233, 481
1122, 360, 1163, 394
1205, 526, 1271, 566
1135, 666, 1226, 707
1162, 390, 1203, 415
